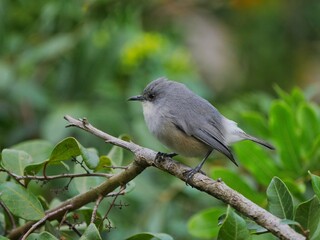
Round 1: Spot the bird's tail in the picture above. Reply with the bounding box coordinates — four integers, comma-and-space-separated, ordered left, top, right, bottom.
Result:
241, 133, 275, 150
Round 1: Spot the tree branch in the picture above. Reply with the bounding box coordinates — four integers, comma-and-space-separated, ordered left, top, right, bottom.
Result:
6, 172, 112, 181
7, 158, 146, 239
6, 115, 305, 240
21, 204, 73, 240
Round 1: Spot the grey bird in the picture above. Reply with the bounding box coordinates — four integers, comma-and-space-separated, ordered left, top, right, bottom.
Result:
129, 77, 274, 181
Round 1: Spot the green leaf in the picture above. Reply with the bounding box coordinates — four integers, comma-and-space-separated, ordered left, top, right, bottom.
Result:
107, 145, 123, 167
24, 162, 47, 175
280, 219, 301, 226
188, 207, 226, 238
291, 88, 305, 107
274, 85, 290, 103
48, 137, 99, 169
312, 230, 320, 240
74, 176, 104, 194
308, 136, 320, 171
73, 164, 104, 194
270, 101, 301, 173
0, 171, 7, 184
0, 236, 10, 240
125, 232, 173, 240
309, 172, 320, 200
218, 206, 251, 240
24, 159, 70, 176
124, 181, 136, 194
71, 208, 102, 230
119, 134, 131, 142
1, 149, 33, 175
211, 168, 264, 204
106, 134, 130, 167
38, 195, 50, 211
283, 178, 305, 199
79, 223, 102, 240
48, 137, 82, 163
234, 141, 278, 186
94, 155, 113, 173
26, 232, 59, 240
11, 139, 53, 164
79, 147, 99, 169
295, 196, 320, 239
0, 182, 45, 220
246, 220, 268, 234
266, 177, 293, 219
297, 103, 319, 151
241, 111, 270, 138
44, 220, 60, 237
274, 86, 305, 109
251, 233, 277, 240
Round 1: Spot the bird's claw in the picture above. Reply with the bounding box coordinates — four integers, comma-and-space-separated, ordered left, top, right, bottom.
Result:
155, 152, 177, 162
183, 168, 206, 186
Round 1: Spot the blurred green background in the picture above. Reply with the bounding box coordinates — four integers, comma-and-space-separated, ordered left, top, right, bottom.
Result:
1, 0, 320, 239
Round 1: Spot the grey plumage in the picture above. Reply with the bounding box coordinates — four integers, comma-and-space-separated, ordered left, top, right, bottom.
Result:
129, 77, 274, 180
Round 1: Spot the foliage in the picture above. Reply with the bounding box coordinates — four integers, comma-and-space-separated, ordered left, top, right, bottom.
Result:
0, 0, 200, 151
0, 137, 157, 239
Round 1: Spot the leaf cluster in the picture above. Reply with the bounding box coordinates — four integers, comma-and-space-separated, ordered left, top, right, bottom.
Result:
0, 137, 133, 239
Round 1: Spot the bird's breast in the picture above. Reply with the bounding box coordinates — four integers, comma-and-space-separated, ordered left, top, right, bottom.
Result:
142, 102, 210, 157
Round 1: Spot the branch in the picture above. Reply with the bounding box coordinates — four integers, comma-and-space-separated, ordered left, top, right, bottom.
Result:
7, 115, 305, 240
21, 204, 73, 240
8, 172, 112, 181
91, 195, 104, 224
64, 115, 305, 240
7, 159, 146, 238
100, 185, 126, 230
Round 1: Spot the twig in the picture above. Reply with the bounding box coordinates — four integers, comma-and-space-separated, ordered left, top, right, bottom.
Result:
58, 207, 69, 230
100, 185, 126, 230
0, 199, 16, 230
106, 190, 126, 197
21, 204, 73, 240
91, 195, 104, 224
57, 212, 82, 237
72, 157, 90, 174
63, 220, 82, 237
0, 169, 26, 188
103, 165, 128, 170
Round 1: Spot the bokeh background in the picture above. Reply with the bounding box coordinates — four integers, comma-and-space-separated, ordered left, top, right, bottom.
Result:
1, 0, 320, 239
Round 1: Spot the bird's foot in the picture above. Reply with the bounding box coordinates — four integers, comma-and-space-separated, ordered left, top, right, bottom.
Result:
155, 152, 178, 162
155, 152, 178, 165
183, 167, 206, 185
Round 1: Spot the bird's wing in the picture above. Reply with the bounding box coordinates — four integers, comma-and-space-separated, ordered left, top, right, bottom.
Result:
169, 109, 238, 166
192, 127, 238, 166
164, 91, 238, 165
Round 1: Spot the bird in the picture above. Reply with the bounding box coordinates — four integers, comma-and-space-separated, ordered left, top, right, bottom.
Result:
128, 77, 274, 181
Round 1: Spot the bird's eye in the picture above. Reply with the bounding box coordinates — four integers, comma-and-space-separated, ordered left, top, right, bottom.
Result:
148, 93, 155, 100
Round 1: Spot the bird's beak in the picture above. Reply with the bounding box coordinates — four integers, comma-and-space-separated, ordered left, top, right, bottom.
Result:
128, 95, 145, 101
